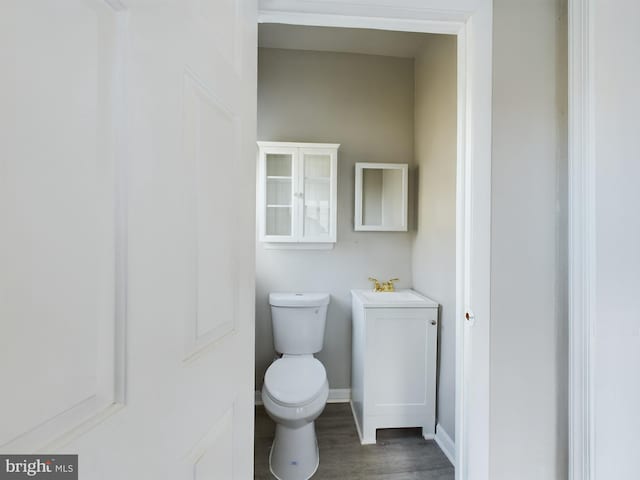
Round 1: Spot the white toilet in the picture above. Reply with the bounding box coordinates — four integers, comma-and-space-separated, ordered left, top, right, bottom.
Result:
262, 293, 330, 480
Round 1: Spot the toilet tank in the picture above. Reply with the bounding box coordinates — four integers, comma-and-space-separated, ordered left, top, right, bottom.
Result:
269, 293, 330, 354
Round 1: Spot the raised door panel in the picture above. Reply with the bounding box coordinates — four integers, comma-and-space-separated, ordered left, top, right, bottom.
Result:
0, 0, 123, 451
184, 405, 234, 480
182, 71, 240, 358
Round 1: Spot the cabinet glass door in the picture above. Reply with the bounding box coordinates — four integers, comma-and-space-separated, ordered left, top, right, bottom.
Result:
301, 150, 334, 241
264, 151, 295, 238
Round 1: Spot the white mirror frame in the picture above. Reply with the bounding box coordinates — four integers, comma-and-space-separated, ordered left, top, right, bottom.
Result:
354, 162, 408, 232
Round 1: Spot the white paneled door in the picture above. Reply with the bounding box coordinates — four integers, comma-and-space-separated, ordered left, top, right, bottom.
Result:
0, 0, 256, 478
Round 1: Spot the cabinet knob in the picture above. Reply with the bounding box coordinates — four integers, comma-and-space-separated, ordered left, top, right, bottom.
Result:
431, 320, 437, 326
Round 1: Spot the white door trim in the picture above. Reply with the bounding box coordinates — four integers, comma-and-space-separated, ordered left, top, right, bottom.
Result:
257, 3, 493, 479
568, 1, 596, 479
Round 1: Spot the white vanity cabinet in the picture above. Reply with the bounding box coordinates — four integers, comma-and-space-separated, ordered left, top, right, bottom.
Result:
350, 289, 439, 444
257, 141, 339, 245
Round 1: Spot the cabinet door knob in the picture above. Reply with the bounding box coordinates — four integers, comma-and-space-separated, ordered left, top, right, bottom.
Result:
431, 320, 437, 326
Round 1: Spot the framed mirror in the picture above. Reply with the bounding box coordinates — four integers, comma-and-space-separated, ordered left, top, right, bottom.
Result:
354, 163, 408, 231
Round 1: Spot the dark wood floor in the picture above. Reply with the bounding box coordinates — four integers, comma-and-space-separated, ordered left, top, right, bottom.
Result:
255, 403, 454, 480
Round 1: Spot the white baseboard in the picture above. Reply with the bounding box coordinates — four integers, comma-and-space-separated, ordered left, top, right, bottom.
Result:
434, 423, 455, 466
326, 388, 351, 403
254, 388, 351, 406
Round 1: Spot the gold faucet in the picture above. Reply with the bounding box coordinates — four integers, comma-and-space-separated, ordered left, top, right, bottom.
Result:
368, 277, 399, 292
368, 277, 382, 291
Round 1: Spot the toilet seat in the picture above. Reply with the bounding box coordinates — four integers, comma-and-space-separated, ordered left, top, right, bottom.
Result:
264, 357, 327, 407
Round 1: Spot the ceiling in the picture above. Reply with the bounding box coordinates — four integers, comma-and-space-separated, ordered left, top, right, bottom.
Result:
258, 24, 444, 59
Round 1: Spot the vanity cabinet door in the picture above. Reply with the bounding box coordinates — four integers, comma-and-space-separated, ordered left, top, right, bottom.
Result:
370, 308, 427, 415
367, 308, 435, 418
356, 305, 438, 443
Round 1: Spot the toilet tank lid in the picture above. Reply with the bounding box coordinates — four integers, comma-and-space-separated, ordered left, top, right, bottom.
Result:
269, 293, 330, 307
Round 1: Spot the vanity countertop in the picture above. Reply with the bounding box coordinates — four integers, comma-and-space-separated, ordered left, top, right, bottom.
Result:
351, 289, 438, 308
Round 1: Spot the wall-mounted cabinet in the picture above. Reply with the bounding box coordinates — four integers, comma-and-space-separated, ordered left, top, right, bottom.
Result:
258, 142, 339, 245
355, 163, 408, 231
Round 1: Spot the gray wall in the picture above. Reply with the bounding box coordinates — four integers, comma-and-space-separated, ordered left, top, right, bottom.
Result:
256, 48, 415, 389
412, 35, 457, 441
490, 0, 568, 478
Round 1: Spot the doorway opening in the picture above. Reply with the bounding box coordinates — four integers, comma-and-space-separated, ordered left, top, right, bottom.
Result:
253, 20, 468, 480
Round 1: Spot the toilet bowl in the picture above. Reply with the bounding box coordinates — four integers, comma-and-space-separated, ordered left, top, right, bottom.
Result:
263, 292, 331, 480
262, 356, 329, 480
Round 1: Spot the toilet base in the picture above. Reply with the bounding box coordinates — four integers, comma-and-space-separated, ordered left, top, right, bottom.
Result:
269, 421, 319, 480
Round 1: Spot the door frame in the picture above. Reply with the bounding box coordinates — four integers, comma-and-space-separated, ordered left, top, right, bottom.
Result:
257, 2, 493, 479
568, 0, 595, 479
